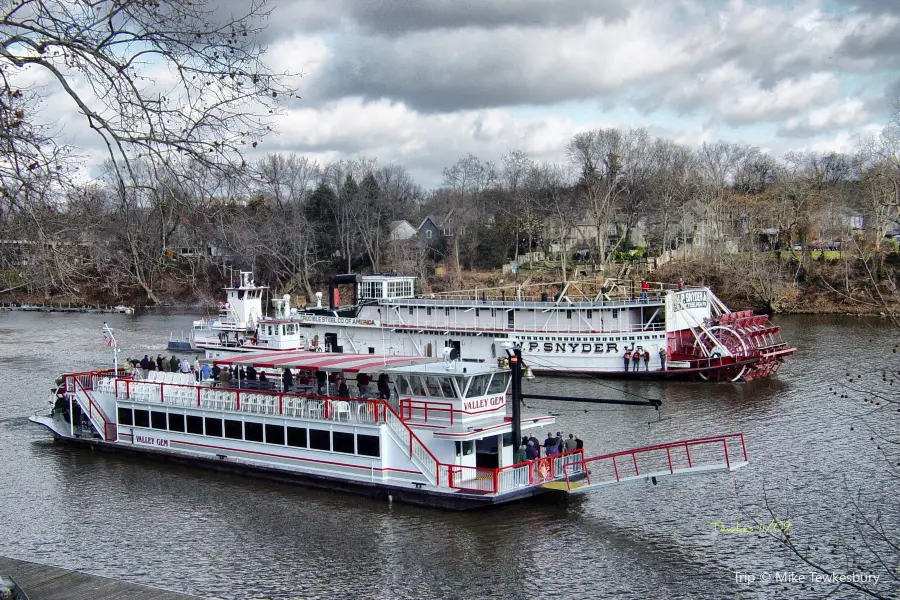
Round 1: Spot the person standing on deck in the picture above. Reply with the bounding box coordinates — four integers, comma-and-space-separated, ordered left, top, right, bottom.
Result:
514, 445, 527, 463
179, 357, 191, 374
658, 346, 666, 371
624, 349, 631, 372
169, 355, 180, 373
377, 373, 391, 399
640, 279, 650, 302
678, 278, 685, 290
643, 349, 650, 371
632, 350, 641, 372
156, 354, 165, 372
525, 441, 539, 460
575, 435, 584, 451
564, 433, 577, 452
528, 434, 541, 457
544, 431, 555, 457
356, 372, 372, 396
282, 367, 293, 392
338, 378, 350, 398
316, 370, 327, 395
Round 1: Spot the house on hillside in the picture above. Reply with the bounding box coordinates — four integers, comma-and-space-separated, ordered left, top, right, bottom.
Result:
388, 220, 417, 242
417, 214, 454, 249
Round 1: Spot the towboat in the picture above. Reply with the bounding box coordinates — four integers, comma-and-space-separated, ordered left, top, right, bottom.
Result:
31, 346, 750, 510
183, 273, 794, 382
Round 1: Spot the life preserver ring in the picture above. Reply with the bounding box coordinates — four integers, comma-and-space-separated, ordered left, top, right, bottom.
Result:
537, 459, 550, 478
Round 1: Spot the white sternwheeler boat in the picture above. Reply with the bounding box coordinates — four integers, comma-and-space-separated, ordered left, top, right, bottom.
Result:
184, 272, 795, 382
32, 346, 750, 510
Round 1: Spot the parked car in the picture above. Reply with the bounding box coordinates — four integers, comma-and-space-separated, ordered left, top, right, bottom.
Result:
791, 243, 802, 251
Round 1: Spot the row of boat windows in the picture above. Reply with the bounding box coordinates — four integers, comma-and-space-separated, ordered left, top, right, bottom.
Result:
516, 335, 666, 342
118, 408, 380, 457
410, 308, 626, 319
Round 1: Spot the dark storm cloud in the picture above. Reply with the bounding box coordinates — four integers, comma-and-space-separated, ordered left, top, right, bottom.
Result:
267, 0, 632, 37
837, 0, 900, 14
835, 20, 900, 63
310, 33, 610, 112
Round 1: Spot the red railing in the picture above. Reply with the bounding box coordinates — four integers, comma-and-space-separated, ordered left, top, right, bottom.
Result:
399, 398, 456, 424
68, 375, 116, 441
564, 434, 748, 490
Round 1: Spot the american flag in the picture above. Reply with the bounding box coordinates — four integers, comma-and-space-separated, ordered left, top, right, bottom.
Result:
102, 322, 117, 348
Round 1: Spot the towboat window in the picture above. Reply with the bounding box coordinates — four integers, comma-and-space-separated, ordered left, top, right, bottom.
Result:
333, 431, 354, 454
398, 376, 412, 395
465, 374, 491, 397
224, 419, 242, 439
168, 413, 185, 433
186, 415, 203, 435
205, 417, 223, 437
309, 429, 330, 451
117, 407, 133, 426
151, 411, 167, 430
400, 376, 427, 396
357, 434, 380, 457
134, 409, 149, 428
244, 422, 263, 443
265, 424, 285, 445
487, 372, 510, 395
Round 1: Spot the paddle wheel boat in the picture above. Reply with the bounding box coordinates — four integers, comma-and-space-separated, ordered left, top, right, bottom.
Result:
31, 347, 750, 509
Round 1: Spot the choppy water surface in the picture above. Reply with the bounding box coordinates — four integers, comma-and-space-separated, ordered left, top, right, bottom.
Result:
0, 312, 897, 599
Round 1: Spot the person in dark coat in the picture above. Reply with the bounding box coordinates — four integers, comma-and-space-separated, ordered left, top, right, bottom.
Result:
643, 350, 650, 371
316, 370, 327, 395
632, 351, 641, 372
528, 435, 541, 457
169, 355, 179, 373
156, 354, 165, 372
140, 355, 150, 369
211, 364, 221, 381
377, 374, 390, 399
575, 434, 584, 451
525, 441, 539, 460
282, 367, 293, 392
259, 371, 268, 383
246, 365, 257, 381
544, 431, 555, 456
338, 378, 350, 398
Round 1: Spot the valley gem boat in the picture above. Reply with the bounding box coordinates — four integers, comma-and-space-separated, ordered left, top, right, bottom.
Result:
31, 347, 749, 510
187, 273, 795, 382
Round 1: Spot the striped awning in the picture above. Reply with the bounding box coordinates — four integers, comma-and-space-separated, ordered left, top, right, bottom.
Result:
207, 350, 436, 373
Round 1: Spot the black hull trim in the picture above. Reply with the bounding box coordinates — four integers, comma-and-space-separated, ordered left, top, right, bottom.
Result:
47, 435, 554, 511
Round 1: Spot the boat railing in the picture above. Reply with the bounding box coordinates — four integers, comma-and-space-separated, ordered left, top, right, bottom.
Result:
563, 433, 749, 490
66, 373, 117, 440
111, 378, 383, 426
381, 403, 441, 486
398, 398, 456, 425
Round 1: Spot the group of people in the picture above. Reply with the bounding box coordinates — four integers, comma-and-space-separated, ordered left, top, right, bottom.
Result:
623, 348, 651, 372
514, 431, 584, 463
126, 354, 193, 376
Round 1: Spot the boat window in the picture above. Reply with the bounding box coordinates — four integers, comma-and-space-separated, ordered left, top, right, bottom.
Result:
398, 376, 412, 395
286, 426, 307, 447
265, 424, 285, 445
465, 374, 491, 397
267, 325, 273, 336
309, 429, 330, 451
244, 423, 263, 442
117, 407, 133, 426
357, 434, 380, 457
134, 409, 149, 428
186, 415, 203, 435
487, 372, 510, 395
224, 419, 242, 440
455, 440, 475, 456
151, 411, 167, 430
424, 376, 443, 398
204, 417, 223, 437
333, 431, 354, 454
168, 413, 185, 433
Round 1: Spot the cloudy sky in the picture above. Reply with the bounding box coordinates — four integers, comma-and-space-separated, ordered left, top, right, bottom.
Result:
21, 0, 898, 188
247, 0, 896, 186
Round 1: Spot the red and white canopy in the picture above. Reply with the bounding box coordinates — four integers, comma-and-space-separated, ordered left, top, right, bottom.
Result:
207, 350, 436, 373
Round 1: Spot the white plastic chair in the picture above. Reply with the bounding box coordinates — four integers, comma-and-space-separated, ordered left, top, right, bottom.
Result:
333, 401, 351, 422
307, 400, 323, 420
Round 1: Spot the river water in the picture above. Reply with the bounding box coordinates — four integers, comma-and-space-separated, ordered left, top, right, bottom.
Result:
0, 312, 897, 599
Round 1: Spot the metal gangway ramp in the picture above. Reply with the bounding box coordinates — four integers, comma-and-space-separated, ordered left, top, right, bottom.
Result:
543, 433, 749, 493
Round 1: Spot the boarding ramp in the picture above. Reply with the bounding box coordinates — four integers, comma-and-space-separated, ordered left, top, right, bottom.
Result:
544, 433, 748, 493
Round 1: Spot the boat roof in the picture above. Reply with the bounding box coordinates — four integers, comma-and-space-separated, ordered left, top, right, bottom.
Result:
388, 361, 501, 377
205, 350, 438, 373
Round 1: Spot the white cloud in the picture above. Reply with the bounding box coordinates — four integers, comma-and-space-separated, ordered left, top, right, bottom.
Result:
780, 98, 871, 136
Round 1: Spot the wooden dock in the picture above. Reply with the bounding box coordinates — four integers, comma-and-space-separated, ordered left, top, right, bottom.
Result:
0, 556, 202, 600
